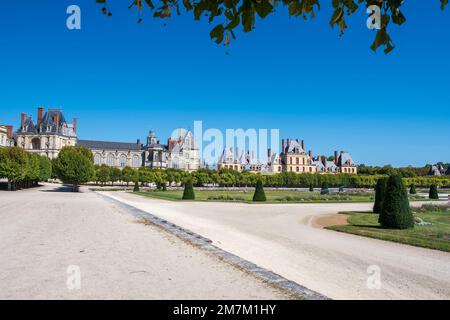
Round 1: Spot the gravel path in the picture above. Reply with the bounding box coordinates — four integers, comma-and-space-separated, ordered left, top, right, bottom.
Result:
103, 191, 450, 300
0, 184, 291, 300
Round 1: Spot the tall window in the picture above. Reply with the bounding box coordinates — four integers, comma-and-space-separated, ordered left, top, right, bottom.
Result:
94, 154, 102, 165
31, 138, 40, 150
119, 155, 127, 168
132, 155, 141, 168
107, 154, 115, 166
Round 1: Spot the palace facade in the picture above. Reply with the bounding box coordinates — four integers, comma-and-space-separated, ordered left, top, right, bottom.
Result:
9, 107, 357, 174
217, 138, 357, 175
11, 107, 201, 171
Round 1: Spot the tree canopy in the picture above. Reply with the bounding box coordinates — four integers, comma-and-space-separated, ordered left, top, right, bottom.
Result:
53, 146, 95, 191
96, 0, 447, 54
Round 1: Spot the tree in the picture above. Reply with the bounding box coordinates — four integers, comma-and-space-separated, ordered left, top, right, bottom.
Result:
429, 184, 439, 199
38, 155, 52, 182
182, 179, 195, 200
97, 0, 447, 54
379, 175, 414, 229
373, 177, 387, 214
133, 181, 140, 192
252, 179, 266, 202
110, 167, 122, 185
0, 147, 28, 191
320, 181, 329, 195
96, 165, 111, 186
53, 146, 95, 192
409, 184, 417, 195
122, 166, 137, 186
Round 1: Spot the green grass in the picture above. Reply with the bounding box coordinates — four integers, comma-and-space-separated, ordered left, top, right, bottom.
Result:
133, 189, 375, 203
327, 208, 450, 252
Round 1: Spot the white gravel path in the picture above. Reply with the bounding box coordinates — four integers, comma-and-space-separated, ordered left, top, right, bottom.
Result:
102, 191, 450, 300
0, 184, 291, 300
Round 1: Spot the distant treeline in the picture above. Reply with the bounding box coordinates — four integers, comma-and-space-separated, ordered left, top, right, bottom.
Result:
1, 146, 449, 191
357, 164, 449, 177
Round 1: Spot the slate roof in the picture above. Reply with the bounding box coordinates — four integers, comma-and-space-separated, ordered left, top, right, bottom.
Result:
77, 140, 142, 151
18, 109, 73, 135
337, 152, 356, 167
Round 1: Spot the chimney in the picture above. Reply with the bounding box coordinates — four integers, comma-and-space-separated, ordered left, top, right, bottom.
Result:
178, 128, 183, 141
287, 139, 291, 149
37, 106, 44, 126
235, 147, 239, 161
308, 150, 312, 158
321, 156, 327, 166
73, 118, 77, 133
53, 112, 60, 132
136, 139, 141, 145
268, 148, 272, 159
295, 139, 299, 154
301, 139, 305, 151
334, 150, 339, 165
5, 125, 13, 138
21, 113, 26, 128
282, 139, 285, 153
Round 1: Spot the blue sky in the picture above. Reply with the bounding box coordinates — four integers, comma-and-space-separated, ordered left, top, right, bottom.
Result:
0, 1, 449, 166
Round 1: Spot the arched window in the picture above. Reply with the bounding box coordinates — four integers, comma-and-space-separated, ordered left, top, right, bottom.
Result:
119, 155, 127, 168
94, 154, 102, 165
31, 138, 40, 150
132, 155, 141, 168
107, 154, 115, 166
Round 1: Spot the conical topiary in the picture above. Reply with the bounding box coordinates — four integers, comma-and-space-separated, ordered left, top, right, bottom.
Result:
320, 182, 329, 195
379, 174, 414, 229
182, 179, 195, 200
133, 181, 140, 192
409, 184, 417, 195
309, 184, 314, 192
252, 179, 267, 202
374, 177, 387, 214
429, 184, 439, 199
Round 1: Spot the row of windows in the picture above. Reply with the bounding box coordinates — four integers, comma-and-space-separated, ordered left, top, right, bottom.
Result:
288, 157, 310, 165
289, 166, 314, 173
94, 153, 141, 168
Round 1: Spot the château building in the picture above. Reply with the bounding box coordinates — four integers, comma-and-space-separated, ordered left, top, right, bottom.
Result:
15, 107, 77, 159
0, 125, 14, 147
217, 138, 357, 175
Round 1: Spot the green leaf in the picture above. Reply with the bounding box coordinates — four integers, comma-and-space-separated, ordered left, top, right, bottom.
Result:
210, 24, 225, 44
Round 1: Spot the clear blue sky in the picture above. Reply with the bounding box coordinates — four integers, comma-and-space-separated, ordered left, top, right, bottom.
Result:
0, 1, 449, 167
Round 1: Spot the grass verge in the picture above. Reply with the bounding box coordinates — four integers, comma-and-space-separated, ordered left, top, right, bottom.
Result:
327, 207, 450, 252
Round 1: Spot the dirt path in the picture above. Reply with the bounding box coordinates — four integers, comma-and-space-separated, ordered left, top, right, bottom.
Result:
102, 191, 450, 300
0, 184, 291, 300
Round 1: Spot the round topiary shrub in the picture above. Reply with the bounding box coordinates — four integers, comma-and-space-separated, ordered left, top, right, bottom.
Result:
379, 174, 414, 229
182, 179, 195, 200
429, 184, 439, 199
133, 181, 140, 192
252, 179, 267, 202
409, 184, 417, 195
373, 177, 387, 214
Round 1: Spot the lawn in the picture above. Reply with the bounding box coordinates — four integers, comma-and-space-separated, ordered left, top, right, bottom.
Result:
133, 189, 375, 203
327, 206, 450, 252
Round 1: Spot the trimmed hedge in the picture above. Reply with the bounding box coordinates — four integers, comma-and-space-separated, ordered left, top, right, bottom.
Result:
252, 179, 267, 202
374, 177, 387, 214
379, 175, 414, 229
182, 179, 195, 200
429, 185, 439, 199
